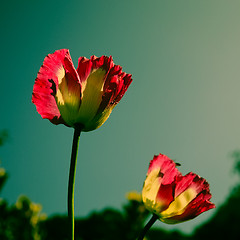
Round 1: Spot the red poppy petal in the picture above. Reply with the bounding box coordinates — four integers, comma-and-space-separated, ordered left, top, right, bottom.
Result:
32, 49, 79, 125
100, 65, 132, 110
164, 192, 215, 223
113, 73, 133, 104
32, 50, 67, 123
103, 65, 123, 98
77, 57, 92, 83
62, 53, 81, 93
174, 173, 210, 198
98, 73, 122, 112
92, 55, 114, 70
148, 154, 181, 185
156, 183, 175, 211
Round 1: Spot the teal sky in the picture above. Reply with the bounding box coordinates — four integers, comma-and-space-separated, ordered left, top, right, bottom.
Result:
1, 0, 240, 233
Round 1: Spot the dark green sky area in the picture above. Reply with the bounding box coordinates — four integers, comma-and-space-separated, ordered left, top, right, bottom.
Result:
1, 0, 240, 233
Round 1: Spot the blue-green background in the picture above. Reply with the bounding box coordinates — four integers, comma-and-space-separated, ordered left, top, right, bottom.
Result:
1, 0, 240, 233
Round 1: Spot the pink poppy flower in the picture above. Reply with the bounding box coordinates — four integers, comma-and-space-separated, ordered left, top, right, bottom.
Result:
32, 49, 132, 131
142, 154, 215, 224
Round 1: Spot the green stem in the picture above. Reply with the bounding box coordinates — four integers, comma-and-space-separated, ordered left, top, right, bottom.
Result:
138, 214, 158, 240
68, 127, 81, 240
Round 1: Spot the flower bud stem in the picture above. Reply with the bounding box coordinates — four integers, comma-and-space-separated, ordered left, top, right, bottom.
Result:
138, 214, 158, 240
68, 127, 81, 240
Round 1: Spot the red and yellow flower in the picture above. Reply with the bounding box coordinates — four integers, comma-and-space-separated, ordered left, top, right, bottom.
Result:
142, 154, 215, 224
32, 49, 132, 131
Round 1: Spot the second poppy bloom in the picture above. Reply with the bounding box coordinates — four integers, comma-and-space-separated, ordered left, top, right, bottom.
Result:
32, 49, 132, 131
142, 154, 215, 224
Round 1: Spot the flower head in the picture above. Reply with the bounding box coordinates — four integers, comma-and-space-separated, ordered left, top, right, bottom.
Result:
32, 49, 132, 131
142, 154, 215, 224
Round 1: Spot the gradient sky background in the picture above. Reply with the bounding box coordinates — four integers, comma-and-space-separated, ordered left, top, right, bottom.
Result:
1, 0, 240, 234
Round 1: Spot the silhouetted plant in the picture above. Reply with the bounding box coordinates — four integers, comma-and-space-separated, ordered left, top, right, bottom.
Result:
0, 132, 46, 240
0, 196, 46, 240
39, 196, 150, 240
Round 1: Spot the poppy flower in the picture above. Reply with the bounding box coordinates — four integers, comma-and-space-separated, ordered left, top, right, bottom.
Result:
142, 154, 215, 224
32, 49, 132, 131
